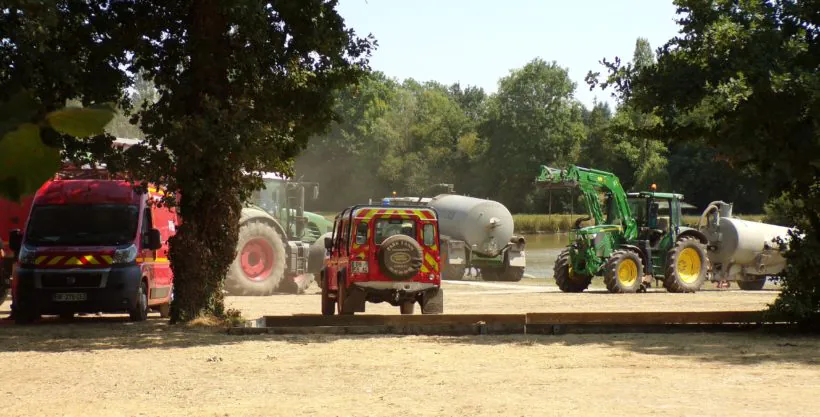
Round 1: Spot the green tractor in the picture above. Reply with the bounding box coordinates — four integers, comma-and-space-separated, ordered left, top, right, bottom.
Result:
536, 165, 710, 293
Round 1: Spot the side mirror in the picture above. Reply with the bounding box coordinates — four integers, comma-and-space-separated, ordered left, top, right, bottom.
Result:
324, 236, 333, 250
9, 229, 22, 253
147, 228, 163, 250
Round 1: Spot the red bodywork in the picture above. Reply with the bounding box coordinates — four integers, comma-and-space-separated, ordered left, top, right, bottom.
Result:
9, 178, 178, 311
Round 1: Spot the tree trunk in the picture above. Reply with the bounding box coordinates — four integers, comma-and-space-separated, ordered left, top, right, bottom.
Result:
168, 0, 234, 323
168, 185, 241, 323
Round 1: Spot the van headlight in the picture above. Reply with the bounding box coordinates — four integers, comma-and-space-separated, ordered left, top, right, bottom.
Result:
112, 245, 138, 264
17, 246, 36, 265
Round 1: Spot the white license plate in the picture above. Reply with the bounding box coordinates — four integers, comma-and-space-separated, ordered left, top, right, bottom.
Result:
351, 261, 369, 274
53, 293, 87, 302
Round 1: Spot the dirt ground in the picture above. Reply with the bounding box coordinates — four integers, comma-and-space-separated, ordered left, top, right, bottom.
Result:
1, 281, 818, 417
227, 278, 782, 318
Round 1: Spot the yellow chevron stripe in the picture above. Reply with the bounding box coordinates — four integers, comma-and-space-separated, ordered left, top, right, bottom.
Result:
64, 256, 83, 266
425, 253, 438, 272
84, 255, 100, 265
35, 256, 47, 265
47, 256, 65, 266
101, 255, 113, 264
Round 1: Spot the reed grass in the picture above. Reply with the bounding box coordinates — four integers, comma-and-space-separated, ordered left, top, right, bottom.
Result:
514, 213, 766, 234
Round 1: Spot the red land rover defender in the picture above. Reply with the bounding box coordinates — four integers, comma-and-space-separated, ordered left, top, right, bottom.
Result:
8, 178, 177, 324
320, 205, 444, 315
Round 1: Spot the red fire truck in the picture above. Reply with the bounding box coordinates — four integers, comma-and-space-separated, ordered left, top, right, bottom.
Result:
6, 168, 177, 324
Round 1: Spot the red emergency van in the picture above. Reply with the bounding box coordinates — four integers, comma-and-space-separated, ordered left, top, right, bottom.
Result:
8, 177, 178, 324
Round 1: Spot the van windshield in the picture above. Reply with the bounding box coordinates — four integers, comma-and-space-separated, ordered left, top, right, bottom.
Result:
25, 204, 140, 246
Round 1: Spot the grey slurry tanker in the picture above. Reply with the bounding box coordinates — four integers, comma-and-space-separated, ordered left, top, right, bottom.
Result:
380, 193, 526, 282
697, 201, 795, 290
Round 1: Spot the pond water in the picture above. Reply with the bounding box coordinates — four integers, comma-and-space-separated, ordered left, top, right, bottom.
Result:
521, 233, 569, 279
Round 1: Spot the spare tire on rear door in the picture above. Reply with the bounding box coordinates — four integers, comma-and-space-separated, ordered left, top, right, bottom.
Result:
378, 234, 423, 280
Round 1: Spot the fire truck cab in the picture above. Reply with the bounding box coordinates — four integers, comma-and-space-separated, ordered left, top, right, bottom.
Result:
320, 205, 444, 315
8, 176, 177, 324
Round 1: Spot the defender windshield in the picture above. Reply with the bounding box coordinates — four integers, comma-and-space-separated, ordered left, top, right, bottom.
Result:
25, 204, 140, 246
374, 218, 416, 244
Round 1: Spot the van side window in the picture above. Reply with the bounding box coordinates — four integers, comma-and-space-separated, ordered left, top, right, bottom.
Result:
355, 221, 368, 245
423, 223, 435, 246
141, 207, 153, 246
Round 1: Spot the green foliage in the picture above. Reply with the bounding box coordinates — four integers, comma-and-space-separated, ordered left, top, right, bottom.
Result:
0, 91, 114, 201
107, 0, 374, 323
587, 0, 820, 324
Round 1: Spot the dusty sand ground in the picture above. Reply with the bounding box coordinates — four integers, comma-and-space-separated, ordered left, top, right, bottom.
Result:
1, 281, 817, 417
227, 278, 782, 318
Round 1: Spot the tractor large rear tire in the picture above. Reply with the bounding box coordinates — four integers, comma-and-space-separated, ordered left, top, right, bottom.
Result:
663, 237, 708, 293
226, 221, 286, 296
603, 250, 644, 293
554, 249, 592, 293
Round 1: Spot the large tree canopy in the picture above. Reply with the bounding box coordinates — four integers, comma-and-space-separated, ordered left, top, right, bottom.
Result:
108, 0, 374, 322
588, 0, 820, 323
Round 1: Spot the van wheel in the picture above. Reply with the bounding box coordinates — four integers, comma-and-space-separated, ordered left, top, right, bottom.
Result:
129, 282, 149, 322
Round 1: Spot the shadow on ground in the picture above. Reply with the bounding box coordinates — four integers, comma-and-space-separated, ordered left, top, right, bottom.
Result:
2, 311, 818, 367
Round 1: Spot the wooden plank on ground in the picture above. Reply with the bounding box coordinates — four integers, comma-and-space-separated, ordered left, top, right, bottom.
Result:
262, 313, 527, 328
525, 311, 770, 325
229, 323, 525, 336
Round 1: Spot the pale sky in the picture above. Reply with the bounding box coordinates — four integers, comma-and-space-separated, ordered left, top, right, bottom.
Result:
336, 0, 682, 109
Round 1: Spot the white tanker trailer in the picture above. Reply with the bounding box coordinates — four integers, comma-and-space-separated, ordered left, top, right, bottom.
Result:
698, 201, 796, 290
382, 194, 526, 282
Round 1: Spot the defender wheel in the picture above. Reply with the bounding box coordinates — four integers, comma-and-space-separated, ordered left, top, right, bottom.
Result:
737, 277, 767, 291
226, 221, 287, 296
399, 301, 415, 315
158, 303, 171, 319
603, 250, 644, 293
129, 282, 149, 322
663, 237, 708, 293
320, 270, 335, 315
336, 272, 353, 316
553, 249, 592, 293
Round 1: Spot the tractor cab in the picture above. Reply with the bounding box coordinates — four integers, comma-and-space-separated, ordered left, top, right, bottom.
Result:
626, 189, 685, 251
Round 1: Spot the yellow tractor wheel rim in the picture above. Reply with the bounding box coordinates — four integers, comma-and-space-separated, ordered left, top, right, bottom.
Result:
617, 258, 638, 286
677, 247, 702, 284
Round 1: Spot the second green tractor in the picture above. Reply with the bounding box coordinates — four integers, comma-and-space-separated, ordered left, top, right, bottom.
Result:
536, 165, 709, 293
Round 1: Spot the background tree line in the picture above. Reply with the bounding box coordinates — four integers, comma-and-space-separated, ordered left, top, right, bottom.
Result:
289, 38, 769, 215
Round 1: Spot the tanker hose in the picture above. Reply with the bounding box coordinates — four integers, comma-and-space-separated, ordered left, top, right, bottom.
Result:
696, 201, 730, 231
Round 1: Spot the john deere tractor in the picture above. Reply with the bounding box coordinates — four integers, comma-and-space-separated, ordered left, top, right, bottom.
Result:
536, 165, 710, 293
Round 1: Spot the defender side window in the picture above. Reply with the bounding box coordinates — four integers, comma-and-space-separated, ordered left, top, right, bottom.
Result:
423, 223, 435, 246
355, 221, 368, 245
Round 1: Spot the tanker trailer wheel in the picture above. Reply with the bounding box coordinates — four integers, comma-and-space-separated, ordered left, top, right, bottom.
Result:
663, 237, 708, 293
226, 221, 286, 296
737, 276, 767, 291
378, 235, 423, 280
554, 248, 592, 293
603, 250, 644, 293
